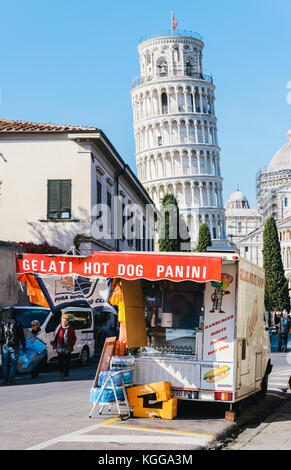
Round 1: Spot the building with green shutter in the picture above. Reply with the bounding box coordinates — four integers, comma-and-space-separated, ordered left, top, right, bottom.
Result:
0, 118, 156, 254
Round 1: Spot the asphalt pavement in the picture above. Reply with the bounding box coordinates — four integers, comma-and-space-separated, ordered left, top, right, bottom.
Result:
0, 335, 291, 451
223, 333, 291, 450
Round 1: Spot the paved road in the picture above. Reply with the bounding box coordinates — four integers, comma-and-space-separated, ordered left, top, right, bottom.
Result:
268, 333, 291, 392
1, 337, 290, 452
0, 359, 237, 450
223, 335, 291, 450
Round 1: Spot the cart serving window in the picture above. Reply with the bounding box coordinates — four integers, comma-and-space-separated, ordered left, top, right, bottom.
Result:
143, 279, 205, 356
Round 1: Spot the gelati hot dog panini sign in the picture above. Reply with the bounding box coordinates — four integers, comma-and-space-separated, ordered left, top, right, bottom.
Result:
15, 252, 221, 283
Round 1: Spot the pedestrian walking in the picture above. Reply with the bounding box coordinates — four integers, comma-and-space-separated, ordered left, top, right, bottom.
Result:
51, 314, 76, 380
30, 320, 47, 378
277, 310, 290, 352
0, 307, 26, 385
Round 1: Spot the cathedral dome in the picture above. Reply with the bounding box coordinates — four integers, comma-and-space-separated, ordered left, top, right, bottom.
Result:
267, 130, 291, 172
226, 187, 250, 209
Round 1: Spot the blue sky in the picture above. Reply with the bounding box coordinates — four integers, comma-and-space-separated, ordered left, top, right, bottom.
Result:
1, 0, 291, 206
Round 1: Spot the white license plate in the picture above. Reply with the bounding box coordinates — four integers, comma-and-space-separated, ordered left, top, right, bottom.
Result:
172, 390, 197, 400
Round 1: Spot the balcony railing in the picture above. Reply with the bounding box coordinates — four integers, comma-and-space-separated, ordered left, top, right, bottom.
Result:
132, 68, 213, 89
138, 30, 203, 44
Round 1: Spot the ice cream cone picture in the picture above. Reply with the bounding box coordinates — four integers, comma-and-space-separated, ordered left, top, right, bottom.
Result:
210, 273, 234, 313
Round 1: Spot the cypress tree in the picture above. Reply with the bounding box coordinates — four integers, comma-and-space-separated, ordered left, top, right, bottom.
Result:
158, 193, 180, 252
196, 223, 212, 252
158, 193, 190, 252
263, 216, 290, 312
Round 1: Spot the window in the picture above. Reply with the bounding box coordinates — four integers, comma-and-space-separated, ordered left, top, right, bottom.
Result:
143, 280, 205, 356
97, 179, 102, 205
190, 94, 194, 112
161, 93, 168, 114
122, 201, 126, 241
135, 217, 142, 251
186, 59, 192, 76
127, 207, 134, 247
158, 59, 168, 77
107, 189, 113, 234
242, 339, 246, 360
96, 179, 102, 220
2, 307, 50, 329
68, 311, 92, 330
45, 312, 61, 333
47, 180, 71, 220
143, 224, 146, 251
285, 197, 288, 207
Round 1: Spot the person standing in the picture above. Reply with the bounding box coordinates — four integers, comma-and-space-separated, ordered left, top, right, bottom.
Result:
278, 310, 290, 352
30, 320, 47, 378
0, 307, 26, 385
51, 314, 76, 380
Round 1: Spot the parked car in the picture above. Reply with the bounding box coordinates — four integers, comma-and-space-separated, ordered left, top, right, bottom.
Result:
0, 305, 95, 367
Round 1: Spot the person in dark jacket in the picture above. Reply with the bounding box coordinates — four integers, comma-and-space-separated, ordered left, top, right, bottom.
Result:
0, 307, 26, 385
51, 314, 76, 380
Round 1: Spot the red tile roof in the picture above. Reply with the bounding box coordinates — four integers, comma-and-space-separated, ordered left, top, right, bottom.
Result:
0, 118, 97, 133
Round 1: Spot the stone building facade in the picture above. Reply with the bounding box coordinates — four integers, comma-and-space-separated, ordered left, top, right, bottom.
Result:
0, 241, 29, 309
225, 130, 291, 286
225, 187, 262, 246
130, 31, 226, 248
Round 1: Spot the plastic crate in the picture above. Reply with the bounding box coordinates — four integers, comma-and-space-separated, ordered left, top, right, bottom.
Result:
127, 381, 171, 407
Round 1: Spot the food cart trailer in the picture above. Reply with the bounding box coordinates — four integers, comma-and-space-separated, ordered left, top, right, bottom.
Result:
15, 251, 272, 405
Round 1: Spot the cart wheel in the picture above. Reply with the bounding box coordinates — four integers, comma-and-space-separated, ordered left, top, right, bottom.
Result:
120, 413, 129, 421
232, 400, 243, 414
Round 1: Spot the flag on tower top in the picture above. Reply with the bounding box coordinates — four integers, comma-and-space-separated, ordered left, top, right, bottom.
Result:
172, 12, 177, 31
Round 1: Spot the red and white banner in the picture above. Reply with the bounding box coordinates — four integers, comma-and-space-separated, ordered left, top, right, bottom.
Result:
15, 252, 221, 283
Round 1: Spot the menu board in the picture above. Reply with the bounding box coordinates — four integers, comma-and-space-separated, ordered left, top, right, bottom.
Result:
203, 265, 236, 363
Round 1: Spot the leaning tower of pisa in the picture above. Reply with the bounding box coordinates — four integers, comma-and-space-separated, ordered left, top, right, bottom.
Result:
130, 30, 227, 247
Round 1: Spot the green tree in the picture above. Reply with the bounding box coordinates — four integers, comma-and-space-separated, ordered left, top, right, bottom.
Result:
196, 223, 212, 252
263, 216, 290, 312
158, 193, 190, 252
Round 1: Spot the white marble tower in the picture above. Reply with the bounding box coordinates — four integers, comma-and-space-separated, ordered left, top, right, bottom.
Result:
130, 30, 226, 247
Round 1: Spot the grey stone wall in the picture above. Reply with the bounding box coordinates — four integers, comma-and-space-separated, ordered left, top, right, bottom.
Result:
0, 241, 29, 309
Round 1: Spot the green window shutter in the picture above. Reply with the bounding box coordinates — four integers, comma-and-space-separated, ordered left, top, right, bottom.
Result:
47, 180, 59, 218
60, 180, 71, 213
47, 179, 71, 219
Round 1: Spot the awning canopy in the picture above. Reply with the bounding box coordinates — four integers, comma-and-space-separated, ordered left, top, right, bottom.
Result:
15, 252, 222, 283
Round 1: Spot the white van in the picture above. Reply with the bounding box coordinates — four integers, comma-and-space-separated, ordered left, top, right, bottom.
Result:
0, 305, 95, 367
